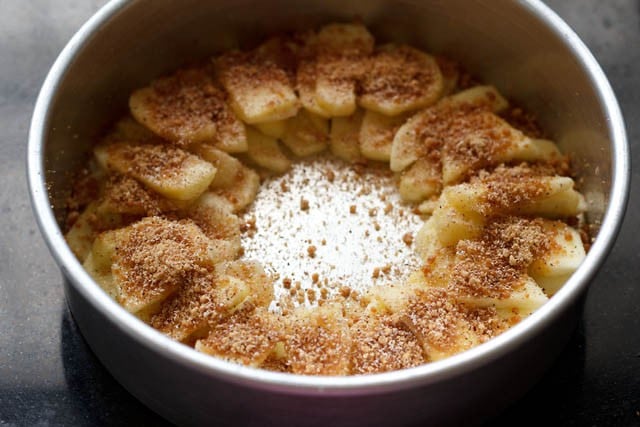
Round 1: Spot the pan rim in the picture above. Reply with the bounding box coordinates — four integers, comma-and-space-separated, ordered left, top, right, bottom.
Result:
27, 0, 630, 396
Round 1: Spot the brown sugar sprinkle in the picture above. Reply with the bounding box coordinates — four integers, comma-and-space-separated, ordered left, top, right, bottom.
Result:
402, 232, 414, 246
111, 217, 216, 311
308, 25, 373, 88
255, 32, 312, 79
463, 305, 511, 342
350, 315, 425, 374
65, 177, 110, 232
239, 216, 257, 234
359, 45, 440, 106
285, 305, 351, 375
358, 187, 372, 196
472, 164, 565, 216
349, 205, 357, 214
307, 245, 317, 258
296, 58, 321, 101
149, 271, 220, 343
215, 49, 295, 98
146, 68, 240, 145
107, 143, 191, 182
501, 105, 545, 139
66, 168, 100, 215
340, 286, 351, 298
282, 277, 292, 289
400, 289, 467, 358
442, 110, 521, 176
300, 197, 309, 211
325, 169, 336, 182
313, 24, 374, 58
402, 103, 508, 176
217, 260, 274, 309
307, 288, 317, 303
450, 217, 549, 299
197, 308, 285, 367
315, 50, 369, 90
189, 204, 241, 244
102, 175, 165, 216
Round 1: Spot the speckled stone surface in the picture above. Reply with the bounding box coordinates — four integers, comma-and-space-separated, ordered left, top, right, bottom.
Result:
0, 1, 638, 426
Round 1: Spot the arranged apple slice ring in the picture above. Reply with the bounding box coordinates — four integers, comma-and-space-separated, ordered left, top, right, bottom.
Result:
65, 22, 588, 375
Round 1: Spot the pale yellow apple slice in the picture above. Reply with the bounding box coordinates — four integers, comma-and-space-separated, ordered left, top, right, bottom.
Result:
443, 85, 509, 113
254, 119, 287, 139
359, 44, 443, 116
281, 109, 329, 157
449, 166, 586, 218
330, 108, 364, 163
456, 276, 549, 317
398, 157, 441, 202
390, 85, 510, 172
129, 68, 247, 152
311, 23, 374, 117
195, 308, 285, 367
415, 169, 585, 260
214, 50, 299, 124
95, 142, 216, 201
359, 110, 409, 161
399, 288, 481, 362
211, 165, 260, 212
246, 127, 291, 173
216, 259, 275, 310
66, 202, 122, 262
151, 259, 274, 343
296, 60, 333, 118
187, 192, 242, 262
414, 199, 484, 261
189, 143, 245, 189
440, 112, 562, 184
349, 314, 425, 374
85, 217, 220, 318
529, 221, 586, 295
285, 303, 351, 375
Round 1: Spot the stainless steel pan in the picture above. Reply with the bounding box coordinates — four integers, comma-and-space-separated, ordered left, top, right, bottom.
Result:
28, 0, 629, 425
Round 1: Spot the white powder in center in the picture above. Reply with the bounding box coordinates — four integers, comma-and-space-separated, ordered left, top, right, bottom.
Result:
240, 155, 424, 311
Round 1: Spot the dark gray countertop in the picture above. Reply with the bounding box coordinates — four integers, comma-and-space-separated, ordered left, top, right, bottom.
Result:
1, 1, 638, 425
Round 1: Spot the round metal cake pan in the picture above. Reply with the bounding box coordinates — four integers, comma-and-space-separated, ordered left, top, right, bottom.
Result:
28, 0, 629, 425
